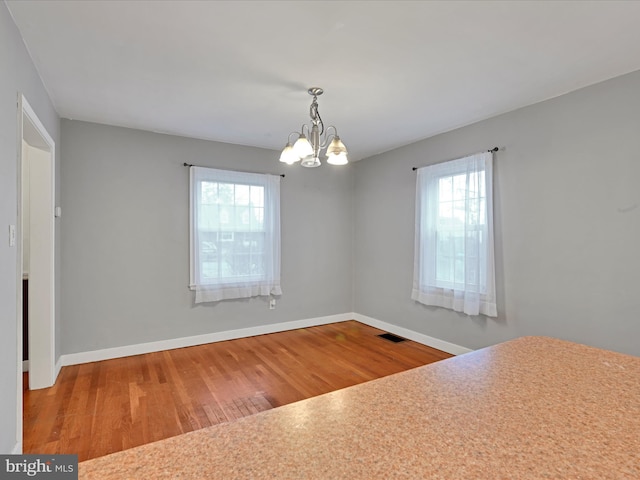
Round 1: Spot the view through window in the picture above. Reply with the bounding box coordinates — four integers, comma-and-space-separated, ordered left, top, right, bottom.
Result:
198, 180, 266, 282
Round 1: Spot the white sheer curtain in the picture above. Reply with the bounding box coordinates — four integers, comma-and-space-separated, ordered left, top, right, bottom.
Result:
411, 152, 497, 317
189, 166, 282, 303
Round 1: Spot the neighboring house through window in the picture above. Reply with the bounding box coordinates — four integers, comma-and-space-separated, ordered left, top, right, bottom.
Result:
189, 166, 282, 303
412, 151, 497, 317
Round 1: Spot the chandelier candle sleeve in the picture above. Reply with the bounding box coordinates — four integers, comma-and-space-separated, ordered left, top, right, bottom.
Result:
279, 87, 349, 167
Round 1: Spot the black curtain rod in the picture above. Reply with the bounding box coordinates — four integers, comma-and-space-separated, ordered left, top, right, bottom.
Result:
183, 162, 285, 178
412, 147, 499, 171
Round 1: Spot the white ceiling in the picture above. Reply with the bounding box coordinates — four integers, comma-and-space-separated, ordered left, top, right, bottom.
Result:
7, 0, 640, 161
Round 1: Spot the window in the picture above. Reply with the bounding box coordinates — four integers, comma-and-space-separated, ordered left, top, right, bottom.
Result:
189, 167, 282, 303
411, 152, 497, 317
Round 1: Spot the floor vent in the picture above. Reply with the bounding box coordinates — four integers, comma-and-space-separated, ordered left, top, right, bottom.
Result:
378, 333, 406, 343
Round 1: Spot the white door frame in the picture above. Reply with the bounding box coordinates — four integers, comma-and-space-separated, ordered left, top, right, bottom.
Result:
16, 94, 57, 450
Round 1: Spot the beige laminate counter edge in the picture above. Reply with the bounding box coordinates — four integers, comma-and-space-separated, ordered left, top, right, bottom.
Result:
79, 336, 640, 479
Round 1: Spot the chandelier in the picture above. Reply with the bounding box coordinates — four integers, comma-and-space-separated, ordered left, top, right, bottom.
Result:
279, 87, 348, 167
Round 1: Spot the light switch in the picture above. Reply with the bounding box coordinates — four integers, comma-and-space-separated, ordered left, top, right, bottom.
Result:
9, 225, 16, 247
55, 206, 62, 218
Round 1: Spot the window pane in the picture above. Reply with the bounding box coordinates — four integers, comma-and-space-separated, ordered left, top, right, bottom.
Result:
234, 206, 250, 228
200, 182, 266, 267
250, 186, 264, 207
439, 202, 452, 219
250, 206, 264, 230
453, 174, 466, 201
453, 200, 465, 223
468, 199, 479, 225
219, 207, 231, 225
235, 184, 250, 206
217, 232, 266, 277
199, 231, 219, 280
437, 233, 448, 257
466, 262, 478, 285
436, 256, 451, 283
439, 177, 453, 202
454, 258, 464, 284
198, 204, 219, 229
466, 232, 479, 257
217, 183, 234, 205
219, 240, 235, 277
468, 172, 479, 199
200, 225, 269, 279
201, 181, 217, 204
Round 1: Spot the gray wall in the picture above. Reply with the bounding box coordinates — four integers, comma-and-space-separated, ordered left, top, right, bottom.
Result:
354, 69, 640, 356
0, 2, 60, 453
60, 120, 353, 354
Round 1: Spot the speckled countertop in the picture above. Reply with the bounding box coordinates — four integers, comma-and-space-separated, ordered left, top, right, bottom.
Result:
79, 336, 640, 479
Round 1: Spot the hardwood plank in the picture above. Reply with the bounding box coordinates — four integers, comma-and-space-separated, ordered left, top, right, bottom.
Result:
23, 320, 453, 461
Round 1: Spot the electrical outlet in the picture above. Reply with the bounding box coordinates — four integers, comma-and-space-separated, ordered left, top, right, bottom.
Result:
269, 298, 276, 310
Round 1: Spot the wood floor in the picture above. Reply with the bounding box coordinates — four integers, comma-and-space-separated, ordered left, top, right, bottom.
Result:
23, 320, 453, 461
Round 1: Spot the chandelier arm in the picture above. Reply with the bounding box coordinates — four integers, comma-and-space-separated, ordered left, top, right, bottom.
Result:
319, 125, 338, 149
287, 132, 300, 144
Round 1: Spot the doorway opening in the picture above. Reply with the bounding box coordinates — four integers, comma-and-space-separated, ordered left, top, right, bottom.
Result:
16, 94, 57, 450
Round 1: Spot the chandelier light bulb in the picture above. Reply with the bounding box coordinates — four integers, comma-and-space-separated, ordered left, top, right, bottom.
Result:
326, 136, 349, 165
327, 152, 348, 166
293, 134, 313, 158
279, 143, 299, 164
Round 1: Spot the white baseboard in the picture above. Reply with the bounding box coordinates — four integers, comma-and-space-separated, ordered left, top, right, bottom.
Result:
352, 313, 473, 355
12, 441, 22, 454
60, 313, 353, 367
58, 312, 471, 369
22, 360, 29, 373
